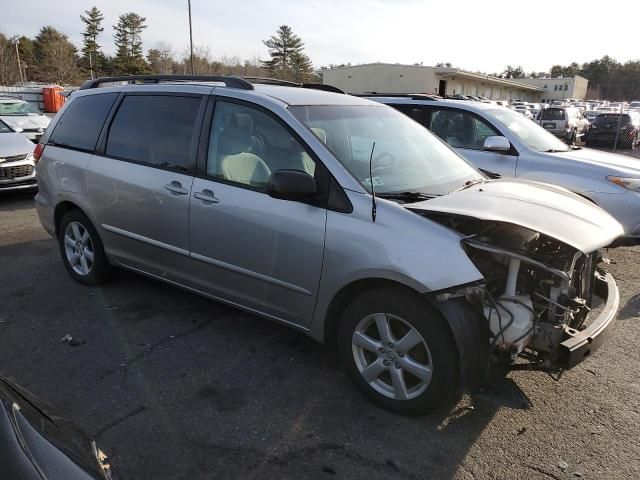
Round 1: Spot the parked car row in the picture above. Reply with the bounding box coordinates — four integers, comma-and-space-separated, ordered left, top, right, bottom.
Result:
0, 96, 51, 192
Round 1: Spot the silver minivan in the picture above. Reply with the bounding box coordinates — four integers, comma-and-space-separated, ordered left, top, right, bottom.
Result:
35, 76, 622, 415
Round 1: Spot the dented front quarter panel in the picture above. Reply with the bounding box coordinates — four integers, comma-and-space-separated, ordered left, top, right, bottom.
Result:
310, 191, 485, 341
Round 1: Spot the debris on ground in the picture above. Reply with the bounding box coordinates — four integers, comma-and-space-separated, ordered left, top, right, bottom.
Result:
60, 333, 86, 347
558, 460, 569, 471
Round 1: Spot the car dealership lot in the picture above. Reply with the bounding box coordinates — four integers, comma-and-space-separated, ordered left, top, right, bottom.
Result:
1, 150, 639, 480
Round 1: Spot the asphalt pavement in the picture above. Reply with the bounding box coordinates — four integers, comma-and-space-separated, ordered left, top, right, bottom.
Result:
1, 152, 639, 479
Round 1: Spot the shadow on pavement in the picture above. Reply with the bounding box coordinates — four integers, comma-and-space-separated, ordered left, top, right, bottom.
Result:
0, 235, 502, 480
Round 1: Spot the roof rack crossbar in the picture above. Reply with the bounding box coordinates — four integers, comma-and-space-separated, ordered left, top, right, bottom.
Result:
79, 75, 254, 90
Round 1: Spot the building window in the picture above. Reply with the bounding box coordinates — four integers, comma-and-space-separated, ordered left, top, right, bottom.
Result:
554, 85, 558, 91
564, 84, 568, 91
544, 85, 548, 89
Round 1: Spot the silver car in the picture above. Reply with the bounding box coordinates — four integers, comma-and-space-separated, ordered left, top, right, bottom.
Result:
372, 96, 640, 244
35, 76, 622, 415
0, 97, 50, 143
0, 120, 38, 191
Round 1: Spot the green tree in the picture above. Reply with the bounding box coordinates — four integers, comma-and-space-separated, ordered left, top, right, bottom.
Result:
113, 12, 148, 74
146, 42, 175, 74
80, 6, 105, 77
262, 25, 312, 80
32, 26, 80, 84
502, 65, 525, 79
289, 51, 313, 82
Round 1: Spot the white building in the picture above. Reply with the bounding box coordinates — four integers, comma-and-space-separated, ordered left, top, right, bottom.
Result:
321, 63, 544, 101
517, 76, 588, 102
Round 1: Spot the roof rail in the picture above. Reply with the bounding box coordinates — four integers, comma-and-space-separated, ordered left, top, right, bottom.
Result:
356, 93, 440, 101
240, 76, 300, 87
239, 76, 345, 94
79, 75, 254, 90
301, 83, 345, 94
0, 95, 25, 100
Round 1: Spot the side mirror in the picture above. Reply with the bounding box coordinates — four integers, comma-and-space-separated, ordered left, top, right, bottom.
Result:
483, 136, 511, 152
12, 126, 24, 133
267, 169, 317, 201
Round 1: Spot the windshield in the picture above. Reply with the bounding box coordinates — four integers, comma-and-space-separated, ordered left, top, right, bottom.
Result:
289, 105, 482, 196
0, 101, 43, 116
0, 121, 12, 133
487, 108, 570, 152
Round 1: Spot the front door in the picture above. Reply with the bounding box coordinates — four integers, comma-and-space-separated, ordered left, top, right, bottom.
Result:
187, 99, 327, 326
428, 108, 517, 177
86, 93, 204, 279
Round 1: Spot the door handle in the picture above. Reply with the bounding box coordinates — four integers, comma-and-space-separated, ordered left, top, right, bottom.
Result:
164, 181, 188, 195
193, 189, 220, 204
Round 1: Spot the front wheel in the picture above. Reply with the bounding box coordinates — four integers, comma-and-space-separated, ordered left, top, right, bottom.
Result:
337, 287, 459, 416
58, 210, 110, 285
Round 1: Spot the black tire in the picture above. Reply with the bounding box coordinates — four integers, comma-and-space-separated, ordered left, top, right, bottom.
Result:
57, 209, 110, 285
337, 286, 459, 416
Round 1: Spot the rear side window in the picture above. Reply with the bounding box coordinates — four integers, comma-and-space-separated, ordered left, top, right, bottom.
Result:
106, 95, 201, 172
49, 93, 118, 151
539, 108, 565, 121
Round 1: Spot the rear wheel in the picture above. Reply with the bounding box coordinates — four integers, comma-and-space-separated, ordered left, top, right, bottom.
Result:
337, 287, 459, 416
58, 210, 110, 285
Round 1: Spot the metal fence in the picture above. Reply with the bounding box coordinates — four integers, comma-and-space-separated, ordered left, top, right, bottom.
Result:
0, 85, 77, 111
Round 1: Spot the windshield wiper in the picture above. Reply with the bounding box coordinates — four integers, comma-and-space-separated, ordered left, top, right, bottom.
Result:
377, 191, 440, 203
545, 148, 568, 153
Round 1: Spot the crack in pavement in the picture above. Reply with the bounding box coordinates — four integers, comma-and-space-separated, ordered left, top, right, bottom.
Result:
94, 405, 147, 438
99, 308, 234, 381
525, 464, 564, 480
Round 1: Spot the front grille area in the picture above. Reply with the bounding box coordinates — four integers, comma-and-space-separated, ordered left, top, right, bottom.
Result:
0, 164, 34, 179
3, 154, 27, 163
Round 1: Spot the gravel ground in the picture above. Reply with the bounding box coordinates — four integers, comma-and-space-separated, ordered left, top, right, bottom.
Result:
1, 147, 639, 480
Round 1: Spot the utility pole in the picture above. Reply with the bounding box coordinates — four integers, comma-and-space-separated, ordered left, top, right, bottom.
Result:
613, 103, 624, 152
89, 50, 94, 80
188, 0, 194, 74
14, 37, 25, 84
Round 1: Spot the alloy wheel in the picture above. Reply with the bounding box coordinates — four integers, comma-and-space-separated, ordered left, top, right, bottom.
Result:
352, 313, 433, 400
63, 221, 95, 276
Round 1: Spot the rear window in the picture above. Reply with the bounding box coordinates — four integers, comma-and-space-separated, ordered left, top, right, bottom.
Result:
539, 108, 565, 120
105, 95, 201, 172
594, 114, 630, 125
49, 93, 118, 151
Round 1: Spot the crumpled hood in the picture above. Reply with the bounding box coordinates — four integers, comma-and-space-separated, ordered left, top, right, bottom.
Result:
0, 114, 50, 131
0, 133, 35, 158
409, 179, 624, 253
551, 147, 640, 175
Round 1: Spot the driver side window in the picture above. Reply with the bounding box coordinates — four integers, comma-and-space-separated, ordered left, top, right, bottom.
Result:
430, 109, 498, 150
207, 101, 315, 191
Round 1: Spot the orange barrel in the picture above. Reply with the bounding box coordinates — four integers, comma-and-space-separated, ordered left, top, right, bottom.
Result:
42, 86, 65, 112
52, 86, 65, 112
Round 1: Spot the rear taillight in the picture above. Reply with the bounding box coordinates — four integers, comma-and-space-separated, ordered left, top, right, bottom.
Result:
33, 143, 45, 163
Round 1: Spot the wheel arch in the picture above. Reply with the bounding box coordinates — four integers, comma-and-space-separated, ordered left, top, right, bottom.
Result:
54, 201, 84, 235
322, 278, 420, 345
322, 277, 489, 392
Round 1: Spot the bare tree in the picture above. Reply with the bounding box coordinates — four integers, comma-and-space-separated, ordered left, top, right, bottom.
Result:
0, 34, 21, 85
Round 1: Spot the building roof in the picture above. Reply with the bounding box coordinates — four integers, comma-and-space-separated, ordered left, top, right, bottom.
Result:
434, 68, 544, 92
321, 63, 544, 92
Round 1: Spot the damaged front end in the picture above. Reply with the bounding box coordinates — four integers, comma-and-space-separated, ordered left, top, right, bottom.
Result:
425, 214, 619, 375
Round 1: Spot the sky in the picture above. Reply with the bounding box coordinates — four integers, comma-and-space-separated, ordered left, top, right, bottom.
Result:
2, 0, 639, 73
